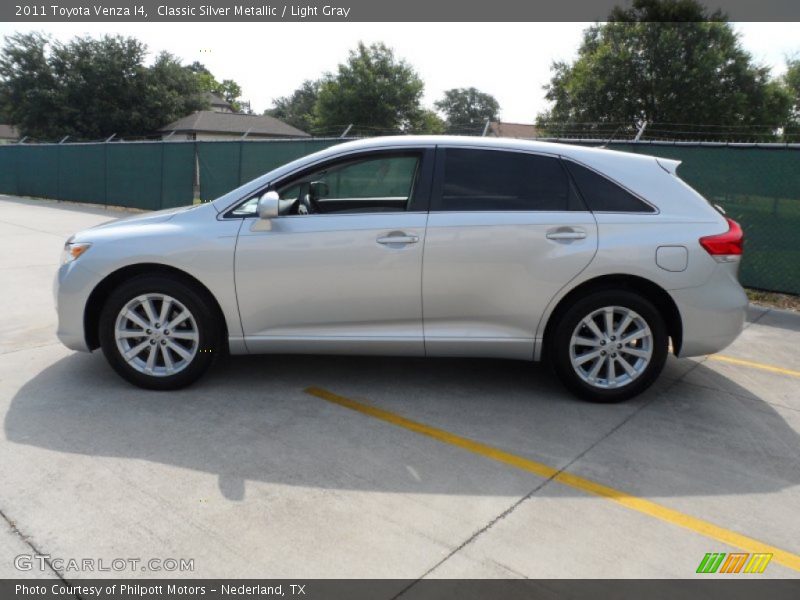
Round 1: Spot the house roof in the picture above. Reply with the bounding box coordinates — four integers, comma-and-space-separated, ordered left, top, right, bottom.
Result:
487, 121, 539, 139
159, 111, 310, 138
201, 91, 233, 110
0, 124, 19, 139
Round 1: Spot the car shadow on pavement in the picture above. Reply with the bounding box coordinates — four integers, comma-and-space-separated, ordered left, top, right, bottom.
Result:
5, 351, 800, 502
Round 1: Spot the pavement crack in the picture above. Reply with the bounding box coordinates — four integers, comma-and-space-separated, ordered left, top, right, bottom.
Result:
0, 507, 81, 596
744, 307, 771, 329
397, 358, 705, 591
678, 378, 800, 413
392, 480, 546, 597
0, 341, 62, 356
531, 356, 707, 489
0, 217, 67, 238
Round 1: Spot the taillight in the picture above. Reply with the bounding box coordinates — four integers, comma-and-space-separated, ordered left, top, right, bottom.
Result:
699, 218, 743, 261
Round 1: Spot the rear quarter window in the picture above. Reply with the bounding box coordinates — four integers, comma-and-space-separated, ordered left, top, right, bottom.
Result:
564, 160, 655, 213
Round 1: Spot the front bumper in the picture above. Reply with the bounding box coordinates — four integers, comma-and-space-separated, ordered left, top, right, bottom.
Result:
669, 260, 747, 358
54, 261, 96, 352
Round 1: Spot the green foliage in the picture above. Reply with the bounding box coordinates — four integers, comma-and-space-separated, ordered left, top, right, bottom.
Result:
0, 33, 205, 140
314, 42, 425, 135
146, 52, 208, 124
188, 61, 243, 112
408, 109, 446, 134
608, 0, 721, 21
264, 44, 445, 135
434, 87, 499, 133
785, 59, 800, 141
218, 80, 243, 106
538, 0, 793, 140
266, 79, 320, 133
267, 44, 442, 135
787, 60, 800, 104
0, 32, 62, 138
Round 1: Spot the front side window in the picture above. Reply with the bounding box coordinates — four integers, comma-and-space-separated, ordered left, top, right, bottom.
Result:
307, 156, 418, 200
229, 153, 420, 217
438, 148, 581, 211
278, 154, 420, 215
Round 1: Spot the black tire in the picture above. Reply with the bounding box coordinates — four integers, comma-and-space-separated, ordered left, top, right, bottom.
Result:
548, 290, 668, 403
99, 274, 220, 390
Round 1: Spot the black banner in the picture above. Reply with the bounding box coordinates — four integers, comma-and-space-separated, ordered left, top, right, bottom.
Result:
3, 0, 800, 22
4, 580, 800, 600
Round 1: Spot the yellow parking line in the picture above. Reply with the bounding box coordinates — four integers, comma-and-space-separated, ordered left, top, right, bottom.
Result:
709, 355, 800, 379
305, 386, 800, 573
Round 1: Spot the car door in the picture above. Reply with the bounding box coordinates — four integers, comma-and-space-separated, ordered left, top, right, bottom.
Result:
235, 148, 434, 356
422, 146, 598, 359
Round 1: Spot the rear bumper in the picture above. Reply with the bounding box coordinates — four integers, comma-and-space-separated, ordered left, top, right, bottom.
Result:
669, 261, 747, 358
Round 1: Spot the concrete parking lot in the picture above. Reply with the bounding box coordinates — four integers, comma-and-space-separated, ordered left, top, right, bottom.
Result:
1, 195, 799, 580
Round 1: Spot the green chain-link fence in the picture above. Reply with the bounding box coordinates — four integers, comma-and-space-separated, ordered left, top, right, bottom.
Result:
0, 141, 201, 209
196, 139, 343, 201
0, 138, 798, 294
573, 142, 800, 295
0, 139, 346, 210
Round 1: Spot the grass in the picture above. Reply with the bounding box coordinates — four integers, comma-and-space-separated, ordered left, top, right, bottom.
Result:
746, 288, 800, 312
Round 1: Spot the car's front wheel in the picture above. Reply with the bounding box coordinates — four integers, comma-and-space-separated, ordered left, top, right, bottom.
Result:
99, 275, 219, 390
550, 290, 668, 402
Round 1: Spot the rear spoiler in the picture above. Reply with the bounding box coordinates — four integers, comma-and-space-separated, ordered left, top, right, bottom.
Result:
656, 157, 681, 175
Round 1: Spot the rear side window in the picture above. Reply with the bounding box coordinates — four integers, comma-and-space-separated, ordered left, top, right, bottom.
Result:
439, 148, 583, 211
564, 160, 655, 213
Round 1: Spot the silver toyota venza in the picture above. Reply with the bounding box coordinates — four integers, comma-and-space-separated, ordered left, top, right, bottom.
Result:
55, 136, 747, 402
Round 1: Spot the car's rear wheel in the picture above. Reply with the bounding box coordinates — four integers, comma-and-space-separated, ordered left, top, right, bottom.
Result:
550, 290, 668, 402
99, 275, 219, 390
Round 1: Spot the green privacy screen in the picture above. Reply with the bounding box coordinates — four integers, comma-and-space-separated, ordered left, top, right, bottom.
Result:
0, 139, 346, 209
589, 143, 800, 295
0, 146, 18, 195
16, 144, 59, 198
0, 138, 798, 294
58, 144, 105, 204
0, 141, 198, 209
197, 139, 345, 201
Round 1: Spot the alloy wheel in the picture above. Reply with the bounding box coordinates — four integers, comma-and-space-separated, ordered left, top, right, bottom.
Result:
113, 293, 199, 377
569, 305, 653, 389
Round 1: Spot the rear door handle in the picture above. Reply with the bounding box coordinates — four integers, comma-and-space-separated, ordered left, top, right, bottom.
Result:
546, 228, 587, 241
377, 233, 419, 245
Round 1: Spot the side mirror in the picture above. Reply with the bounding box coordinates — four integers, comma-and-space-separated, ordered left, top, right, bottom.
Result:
257, 191, 280, 220
308, 181, 329, 202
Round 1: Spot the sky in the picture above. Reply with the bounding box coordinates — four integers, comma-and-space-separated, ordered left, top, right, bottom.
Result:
0, 22, 797, 124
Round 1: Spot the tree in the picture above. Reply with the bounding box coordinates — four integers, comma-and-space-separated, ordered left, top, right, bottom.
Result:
785, 59, 800, 141
408, 108, 446, 134
0, 33, 62, 138
314, 42, 425, 135
434, 87, 499, 133
266, 79, 320, 133
537, 0, 793, 141
188, 61, 243, 111
143, 52, 208, 125
0, 33, 205, 139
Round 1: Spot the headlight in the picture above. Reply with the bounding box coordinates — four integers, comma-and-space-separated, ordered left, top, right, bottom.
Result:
61, 240, 92, 264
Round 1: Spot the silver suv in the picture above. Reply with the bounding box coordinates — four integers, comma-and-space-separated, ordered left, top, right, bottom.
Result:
55, 136, 747, 402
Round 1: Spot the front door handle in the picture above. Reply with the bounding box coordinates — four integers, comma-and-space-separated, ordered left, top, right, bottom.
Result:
377, 233, 419, 245
546, 227, 587, 241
